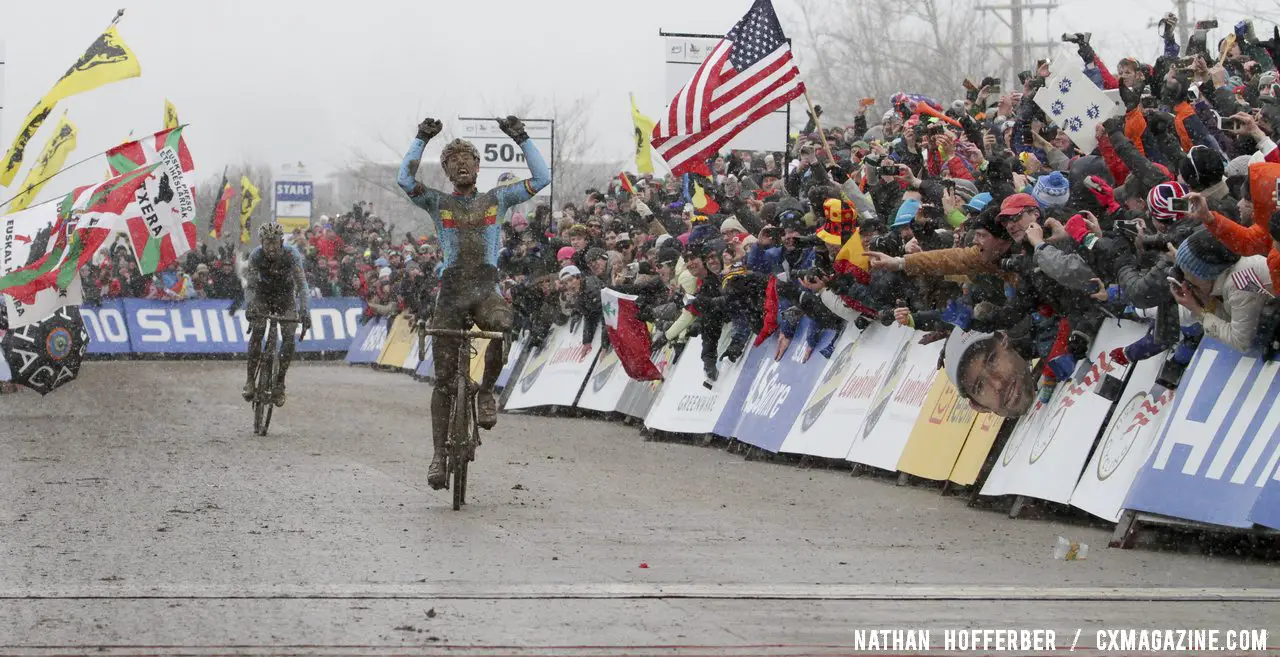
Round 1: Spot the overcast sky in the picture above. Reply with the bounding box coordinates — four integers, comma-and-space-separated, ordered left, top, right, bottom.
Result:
0, 0, 1265, 204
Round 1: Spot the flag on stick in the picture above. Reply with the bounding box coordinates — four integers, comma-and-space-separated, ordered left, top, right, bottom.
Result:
106, 127, 198, 273
601, 288, 662, 381
210, 180, 234, 239
618, 172, 636, 195
631, 94, 657, 175
0, 24, 141, 186
239, 176, 261, 244
650, 0, 805, 176
164, 99, 180, 130
8, 113, 78, 213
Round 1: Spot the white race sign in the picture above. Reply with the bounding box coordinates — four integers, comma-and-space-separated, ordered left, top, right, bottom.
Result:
456, 117, 553, 200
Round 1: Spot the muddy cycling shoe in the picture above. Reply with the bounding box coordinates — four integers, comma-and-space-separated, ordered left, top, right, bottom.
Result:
427, 455, 447, 490
476, 390, 498, 430
242, 381, 255, 402
272, 384, 287, 407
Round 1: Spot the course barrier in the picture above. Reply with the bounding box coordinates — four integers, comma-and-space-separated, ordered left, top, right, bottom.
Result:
348, 317, 1280, 541
73, 297, 367, 356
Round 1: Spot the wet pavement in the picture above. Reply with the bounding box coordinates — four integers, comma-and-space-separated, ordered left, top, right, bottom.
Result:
1, 362, 1276, 654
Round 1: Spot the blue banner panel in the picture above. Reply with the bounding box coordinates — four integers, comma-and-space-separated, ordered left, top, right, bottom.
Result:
81, 301, 133, 354
723, 318, 834, 452
1124, 339, 1280, 528
345, 316, 389, 365
123, 298, 364, 354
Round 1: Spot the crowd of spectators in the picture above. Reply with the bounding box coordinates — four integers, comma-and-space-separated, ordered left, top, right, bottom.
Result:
485, 15, 1280, 415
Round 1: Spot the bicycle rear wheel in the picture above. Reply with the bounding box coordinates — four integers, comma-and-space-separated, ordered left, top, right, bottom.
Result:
256, 325, 278, 436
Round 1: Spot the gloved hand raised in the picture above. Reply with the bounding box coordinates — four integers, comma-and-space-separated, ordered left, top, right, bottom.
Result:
497, 115, 529, 144
416, 118, 443, 142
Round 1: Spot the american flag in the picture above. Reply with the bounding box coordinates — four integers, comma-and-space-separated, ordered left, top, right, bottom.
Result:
651, 0, 805, 176
1230, 266, 1274, 297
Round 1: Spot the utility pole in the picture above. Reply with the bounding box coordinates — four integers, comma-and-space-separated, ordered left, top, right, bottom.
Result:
1175, 0, 1190, 52
979, 0, 1059, 81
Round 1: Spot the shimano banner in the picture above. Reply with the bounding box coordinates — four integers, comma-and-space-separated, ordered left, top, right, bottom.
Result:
121, 298, 363, 354
1123, 339, 1280, 528
81, 301, 133, 355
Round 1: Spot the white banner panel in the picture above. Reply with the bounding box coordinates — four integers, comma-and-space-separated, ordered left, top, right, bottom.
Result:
504, 322, 599, 410
846, 339, 944, 471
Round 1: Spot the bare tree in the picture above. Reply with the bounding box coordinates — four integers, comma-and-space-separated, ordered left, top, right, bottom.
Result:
794, 0, 997, 123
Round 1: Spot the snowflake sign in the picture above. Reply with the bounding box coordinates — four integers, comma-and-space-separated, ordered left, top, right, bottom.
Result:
1065, 117, 1084, 133
1086, 104, 1101, 120
1058, 78, 1073, 94
1051, 100, 1066, 116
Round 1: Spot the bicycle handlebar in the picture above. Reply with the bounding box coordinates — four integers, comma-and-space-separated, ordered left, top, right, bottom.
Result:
419, 328, 506, 340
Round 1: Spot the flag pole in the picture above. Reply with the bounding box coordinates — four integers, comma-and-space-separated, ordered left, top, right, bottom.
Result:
207, 165, 228, 238
802, 91, 839, 169
111, 8, 126, 25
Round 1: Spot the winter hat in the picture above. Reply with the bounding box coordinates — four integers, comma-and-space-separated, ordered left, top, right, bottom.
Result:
1226, 154, 1253, 180
1176, 228, 1240, 281
943, 327, 997, 390
892, 199, 921, 228
965, 206, 1011, 241
654, 234, 674, 250
965, 192, 993, 214
719, 216, 748, 235
556, 246, 576, 261
1031, 171, 1071, 208
584, 247, 608, 263
374, 257, 390, 268
378, 267, 392, 279
1146, 181, 1189, 222
1179, 144, 1226, 190
557, 265, 582, 280
656, 247, 681, 265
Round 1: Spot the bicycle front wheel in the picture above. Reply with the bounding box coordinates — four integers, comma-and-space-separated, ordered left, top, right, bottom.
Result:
256, 325, 278, 436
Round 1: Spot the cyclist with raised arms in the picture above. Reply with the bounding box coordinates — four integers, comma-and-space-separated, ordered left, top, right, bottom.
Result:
241, 222, 311, 407
397, 115, 551, 489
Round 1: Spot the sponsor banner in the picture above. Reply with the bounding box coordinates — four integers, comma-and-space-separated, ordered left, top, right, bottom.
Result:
415, 336, 436, 379
616, 344, 674, 419
1070, 353, 1173, 522
121, 297, 363, 355
345, 317, 389, 365
1124, 339, 1280, 528
377, 316, 415, 369
981, 321, 1147, 503
896, 373, 980, 480
496, 336, 525, 388
1250, 464, 1280, 530
577, 345, 631, 413
81, 301, 133, 354
847, 338, 943, 471
401, 328, 424, 372
646, 323, 753, 435
948, 411, 1004, 485
778, 323, 910, 458
732, 318, 838, 452
505, 321, 599, 410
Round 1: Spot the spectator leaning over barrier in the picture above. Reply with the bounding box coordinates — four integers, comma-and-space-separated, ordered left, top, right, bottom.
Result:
1172, 227, 1273, 352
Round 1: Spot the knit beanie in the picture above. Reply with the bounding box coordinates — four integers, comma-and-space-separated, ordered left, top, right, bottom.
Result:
1146, 181, 1189, 222
1176, 228, 1240, 281
1178, 144, 1226, 190
1031, 171, 1071, 208
892, 199, 921, 228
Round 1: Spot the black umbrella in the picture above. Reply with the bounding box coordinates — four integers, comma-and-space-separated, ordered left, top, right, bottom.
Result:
2, 306, 89, 396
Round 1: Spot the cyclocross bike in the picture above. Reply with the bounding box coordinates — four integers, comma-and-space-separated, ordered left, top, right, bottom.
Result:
419, 326, 506, 510
251, 314, 306, 436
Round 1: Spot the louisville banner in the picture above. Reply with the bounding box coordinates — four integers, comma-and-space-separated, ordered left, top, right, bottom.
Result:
239, 176, 261, 244
601, 288, 662, 381
106, 127, 197, 273
631, 93, 657, 175
0, 165, 160, 304
0, 24, 141, 186
210, 181, 234, 239
164, 99, 180, 130
8, 113, 78, 213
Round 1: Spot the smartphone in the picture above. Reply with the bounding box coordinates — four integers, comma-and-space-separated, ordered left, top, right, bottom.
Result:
1169, 197, 1191, 213
1167, 276, 1183, 288
1140, 96, 1159, 109
989, 81, 1002, 94
1221, 116, 1240, 130
878, 165, 901, 176
1087, 280, 1104, 294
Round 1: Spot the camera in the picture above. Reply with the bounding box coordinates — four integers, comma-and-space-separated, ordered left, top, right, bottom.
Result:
1115, 218, 1144, 238
1195, 19, 1218, 30
1140, 234, 1173, 250
878, 165, 901, 177
1140, 96, 1159, 109
926, 122, 947, 136
1061, 32, 1091, 45
794, 234, 825, 249
1169, 197, 1191, 213
999, 254, 1026, 271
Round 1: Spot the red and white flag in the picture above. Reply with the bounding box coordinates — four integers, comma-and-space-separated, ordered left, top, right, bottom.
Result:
601, 288, 662, 382
651, 0, 805, 176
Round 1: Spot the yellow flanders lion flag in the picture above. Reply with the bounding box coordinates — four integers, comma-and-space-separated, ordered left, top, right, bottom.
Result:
631, 94, 657, 175
0, 24, 141, 187
164, 99, 180, 130
239, 176, 261, 244
8, 113, 77, 213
